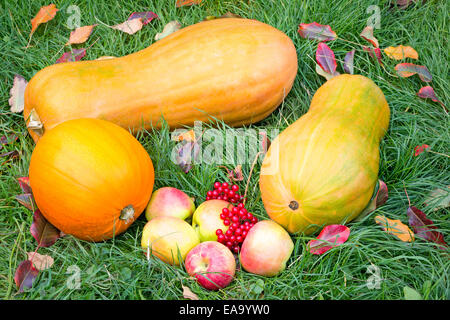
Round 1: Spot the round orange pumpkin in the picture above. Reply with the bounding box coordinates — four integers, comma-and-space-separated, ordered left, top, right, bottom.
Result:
28, 118, 155, 241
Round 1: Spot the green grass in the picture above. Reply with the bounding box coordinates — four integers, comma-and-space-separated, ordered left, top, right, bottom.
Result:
1, 0, 449, 300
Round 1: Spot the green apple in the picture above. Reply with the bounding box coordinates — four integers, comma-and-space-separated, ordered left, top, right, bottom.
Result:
191, 200, 231, 242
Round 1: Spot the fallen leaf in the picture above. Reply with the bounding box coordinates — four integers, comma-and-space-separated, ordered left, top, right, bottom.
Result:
396, 0, 414, 9
30, 209, 62, 247
0, 150, 19, 160
225, 165, 244, 182
404, 286, 422, 300
250, 279, 265, 295
112, 18, 144, 35
343, 50, 355, 74
182, 285, 199, 300
175, 129, 195, 142
14, 260, 39, 292
414, 144, 429, 156
315, 64, 339, 80
55, 48, 86, 63
395, 63, 432, 82
27, 252, 54, 271
424, 187, 450, 211
417, 86, 447, 112
298, 22, 337, 41
30, 4, 58, 35
360, 26, 379, 47
407, 206, 447, 249
176, 0, 203, 7
316, 42, 337, 74
9, 75, 28, 113
354, 180, 388, 221
175, 140, 200, 173
375, 215, 414, 242
384, 45, 418, 60
363, 46, 383, 65
259, 131, 271, 153
15, 193, 36, 211
66, 25, 96, 45
1, 134, 18, 150
155, 21, 182, 41
17, 177, 32, 194
307, 225, 350, 255
128, 11, 158, 24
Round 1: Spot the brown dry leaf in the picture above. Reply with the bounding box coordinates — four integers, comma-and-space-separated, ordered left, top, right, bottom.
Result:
182, 285, 199, 300
375, 215, 414, 242
9, 74, 28, 113
66, 25, 97, 45
27, 252, 54, 271
30, 4, 58, 35
175, 129, 196, 142
176, 0, 203, 7
227, 164, 244, 182
384, 45, 418, 60
112, 18, 144, 35
155, 21, 182, 41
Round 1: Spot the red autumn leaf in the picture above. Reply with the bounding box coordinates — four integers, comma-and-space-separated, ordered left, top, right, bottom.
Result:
407, 206, 447, 249
176, 0, 203, 7
316, 42, 337, 74
128, 11, 158, 24
259, 131, 272, 153
354, 180, 388, 222
417, 86, 447, 112
363, 46, 383, 65
15, 194, 36, 211
343, 49, 355, 74
395, 63, 432, 82
360, 26, 379, 47
30, 4, 58, 35
298, 22, 337, 41
17, 176, 32, 194
414, 144, 430, 156
14, 260, 39, 292
55, 48, 86, 63
223, 164, 244, 182
30, 209, 62, 247
307, 225, 350, 255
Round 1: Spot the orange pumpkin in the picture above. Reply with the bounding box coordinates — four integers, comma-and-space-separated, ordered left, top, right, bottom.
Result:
23, 18, 297, 142
28, 118, 155, 241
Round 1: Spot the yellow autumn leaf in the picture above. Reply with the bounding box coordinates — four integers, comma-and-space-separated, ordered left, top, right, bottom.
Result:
375, 215, 415, 242
175, 129, 196, 142
384, 45, 418, 60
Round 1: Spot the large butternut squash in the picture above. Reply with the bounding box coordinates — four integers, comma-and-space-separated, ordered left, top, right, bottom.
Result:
24, 18, 297, 142
259, 74, 390, 234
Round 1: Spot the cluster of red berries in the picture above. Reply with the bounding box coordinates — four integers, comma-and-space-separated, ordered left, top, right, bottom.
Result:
216, 203, 258, 253
205, 181, 244, 204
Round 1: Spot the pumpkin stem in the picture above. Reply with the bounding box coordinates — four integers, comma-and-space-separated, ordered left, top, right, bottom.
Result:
289, 200, 299, 210
27, 109, 44, 137
120, 205, 135, 224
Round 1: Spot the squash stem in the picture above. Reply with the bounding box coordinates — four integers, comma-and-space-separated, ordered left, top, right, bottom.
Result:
120, 205, 135, 224
289, 201, 299, 210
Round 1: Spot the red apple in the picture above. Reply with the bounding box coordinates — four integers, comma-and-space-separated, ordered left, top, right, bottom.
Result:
185, 241, 236, 290
141, 216, 200, 266
191, 200, 231, 242
240, 220, 294, 277
145, 187, 195, 221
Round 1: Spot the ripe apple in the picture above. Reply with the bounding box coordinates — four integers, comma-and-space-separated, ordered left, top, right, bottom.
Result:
191, 200, 231, 242
185, 241, 236, 290
141, 216, 200, 266
145, 187, 195, 221
240, 220, 294, 277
